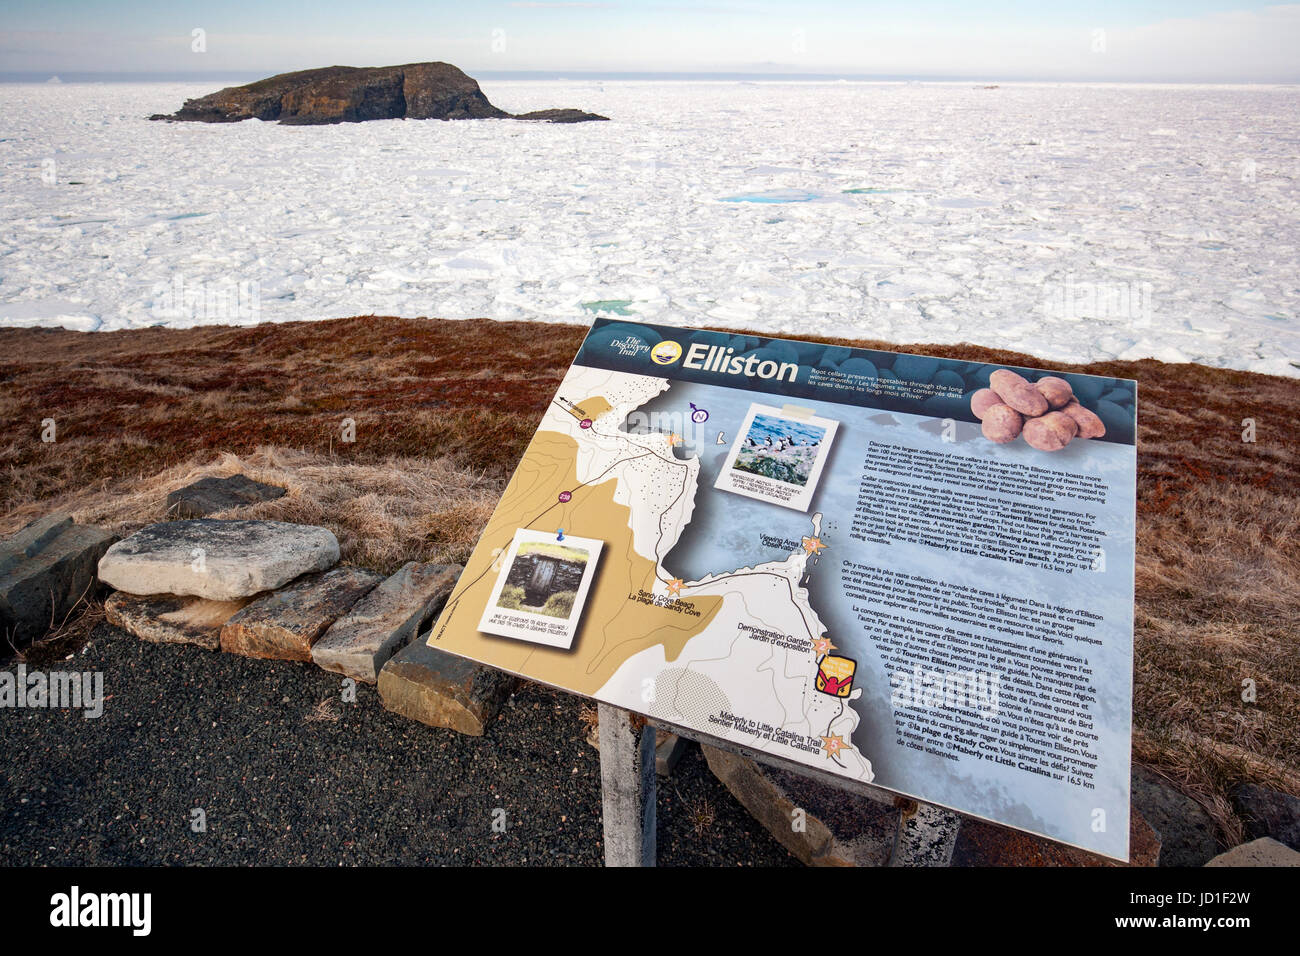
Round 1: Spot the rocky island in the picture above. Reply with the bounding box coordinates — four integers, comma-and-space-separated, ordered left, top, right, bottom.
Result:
149, 61, 608, 125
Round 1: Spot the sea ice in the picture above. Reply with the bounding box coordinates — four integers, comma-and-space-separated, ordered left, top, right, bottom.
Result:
0, 80, 1295, 375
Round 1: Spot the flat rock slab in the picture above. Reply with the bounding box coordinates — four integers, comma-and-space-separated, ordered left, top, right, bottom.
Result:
98, 519, 339, 601
514, 108, 609, 123
220, 566, 383, 661
378, 637, 516, 736
312, 562, 459, 683
655, 732, 690, 777
105, 590, 253, 651
1205, 837, 1300, 867
701, 743, 900, 866
165, 474, 286, 519
1, 514, 117, 645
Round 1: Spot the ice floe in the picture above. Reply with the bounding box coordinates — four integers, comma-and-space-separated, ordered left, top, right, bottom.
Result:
0, 80, 1296, 376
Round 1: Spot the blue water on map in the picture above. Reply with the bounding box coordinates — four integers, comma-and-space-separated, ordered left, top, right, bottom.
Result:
626, 376, 1136, 858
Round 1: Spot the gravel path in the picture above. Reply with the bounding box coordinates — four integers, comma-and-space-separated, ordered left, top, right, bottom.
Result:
0, 624, 796, 866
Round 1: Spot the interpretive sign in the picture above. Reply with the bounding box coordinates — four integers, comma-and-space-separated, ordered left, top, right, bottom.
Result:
428, 319, 1137, 859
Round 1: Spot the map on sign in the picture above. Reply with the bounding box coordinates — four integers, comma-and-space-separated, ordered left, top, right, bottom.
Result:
429, 318, 1137, 860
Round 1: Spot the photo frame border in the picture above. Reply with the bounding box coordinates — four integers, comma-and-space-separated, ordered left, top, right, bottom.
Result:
714, 402, 840, 512
477, 528, 605, 649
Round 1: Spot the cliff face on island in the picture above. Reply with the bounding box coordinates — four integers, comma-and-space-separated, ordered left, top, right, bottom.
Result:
149, 62, 608, 125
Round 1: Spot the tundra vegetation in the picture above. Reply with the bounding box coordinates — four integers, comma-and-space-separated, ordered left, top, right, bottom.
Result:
2, 315, 1297, 846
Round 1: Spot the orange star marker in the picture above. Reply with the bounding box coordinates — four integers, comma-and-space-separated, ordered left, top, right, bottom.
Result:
666, 433, 682, 447
811, 637, 837, 656
802, 536, 827, 555
820, 734, 849, 759
666, 578, 684, 597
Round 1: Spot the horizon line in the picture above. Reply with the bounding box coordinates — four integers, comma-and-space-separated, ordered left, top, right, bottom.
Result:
3, 69, 1297, 86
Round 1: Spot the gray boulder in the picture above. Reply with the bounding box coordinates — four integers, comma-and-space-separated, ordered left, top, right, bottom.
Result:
1205, 837, 1300, 867
220, 566, 383, 661
1, 515, 117, 646
1234, 784, 1300, 850
98, 519, 338, 601
1131, 766, 1220, 866
312, 562, 459, 683
165, 474, 285, 519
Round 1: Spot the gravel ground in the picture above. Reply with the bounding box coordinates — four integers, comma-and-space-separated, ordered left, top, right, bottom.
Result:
0, 624, 796, 866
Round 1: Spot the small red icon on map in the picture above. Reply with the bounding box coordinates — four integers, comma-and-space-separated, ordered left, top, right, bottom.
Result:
558, 491, 572, 502
579, 419, 592, 429
815, 655, 856, 698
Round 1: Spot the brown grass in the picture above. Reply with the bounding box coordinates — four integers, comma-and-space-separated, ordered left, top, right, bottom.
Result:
2, 315, 1298, 848
11, 596, 106, 671
6, 446, 502, 576
578, 701, 600, 745
674, 786, 717, 837
305, 696, 342, 723
0, 316, 584, 515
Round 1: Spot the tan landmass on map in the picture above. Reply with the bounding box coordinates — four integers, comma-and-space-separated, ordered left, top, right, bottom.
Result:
429, 429, 724, 694
568, 395, 613, 422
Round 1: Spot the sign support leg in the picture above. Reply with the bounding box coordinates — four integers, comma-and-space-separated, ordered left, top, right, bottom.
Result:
889, 800, 961, 866
599, 703, 657, 867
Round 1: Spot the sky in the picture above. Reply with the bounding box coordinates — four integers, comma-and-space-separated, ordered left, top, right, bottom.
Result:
1, 1, 1298, 81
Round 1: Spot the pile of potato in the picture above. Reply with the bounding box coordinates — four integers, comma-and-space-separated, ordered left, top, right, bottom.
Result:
971, 369, 1106, 451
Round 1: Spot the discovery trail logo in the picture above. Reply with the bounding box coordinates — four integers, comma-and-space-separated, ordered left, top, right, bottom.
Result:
650, 340, 683, 365
50, 886, 151, 936
608, 335, 652, 358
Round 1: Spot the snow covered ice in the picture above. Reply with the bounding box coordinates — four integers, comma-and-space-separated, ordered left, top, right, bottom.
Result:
1, 79, 1296, 376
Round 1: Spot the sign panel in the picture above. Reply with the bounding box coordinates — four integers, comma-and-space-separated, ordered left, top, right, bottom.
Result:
428, 319, 1137, 860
